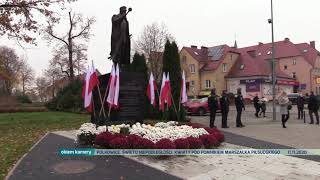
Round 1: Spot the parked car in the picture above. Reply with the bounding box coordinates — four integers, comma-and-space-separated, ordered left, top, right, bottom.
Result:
184, 97, 221, 116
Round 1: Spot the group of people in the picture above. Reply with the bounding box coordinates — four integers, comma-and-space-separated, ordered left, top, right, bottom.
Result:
253, 94, 268, 118
208, 88, 245, 128
207, 88, 320, 129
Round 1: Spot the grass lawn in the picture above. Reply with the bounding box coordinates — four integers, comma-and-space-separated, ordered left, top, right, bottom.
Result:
0, 112, 90, 179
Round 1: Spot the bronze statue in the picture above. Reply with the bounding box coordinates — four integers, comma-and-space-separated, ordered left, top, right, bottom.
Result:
109, 6, 132, 65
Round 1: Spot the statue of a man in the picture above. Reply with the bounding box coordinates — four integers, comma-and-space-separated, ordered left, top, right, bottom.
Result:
109, 6, 132, 65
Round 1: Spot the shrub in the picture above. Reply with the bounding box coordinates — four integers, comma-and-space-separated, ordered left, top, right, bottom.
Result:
174, 138, 190, 149
155, 139, 176, 149
200, 134, 219, 148
213, 132, 225, 143
187, 137, 203, 149
77, 133, 96, 146
45, 79, 84, 112
16, 95, 32, 104
127, 134, 144, 149
95, 132, 114, 148
109, 137, 129, 149
140, 138, 156, 149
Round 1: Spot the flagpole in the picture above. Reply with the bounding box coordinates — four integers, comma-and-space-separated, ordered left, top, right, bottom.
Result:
99, 83, 110, 116
169, 92, 180, 121
97, 85, 106, 118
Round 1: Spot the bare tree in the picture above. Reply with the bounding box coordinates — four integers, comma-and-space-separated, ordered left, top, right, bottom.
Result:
0, 46, 22, 95
44, 64, 62, 98
45, 11, 94, 81
19, 59, 35, 95
36, 76, 49, 102
0, 0, 77, 45
49, 43, 87, 78
134, 22, 174, 83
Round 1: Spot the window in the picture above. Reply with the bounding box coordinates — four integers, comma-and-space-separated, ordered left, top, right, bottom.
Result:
182, 56, 187, 63
240, 64, 245, 70
292, 72, 296, 79
267, 51, 272, 55
222, 63, 227, 72
284, 65, 287, 70
191, 80, 195, 86
257, 52, 262, 56
205, 80, 211, 89
189, 64, 195, 73
293, 59, 296, 65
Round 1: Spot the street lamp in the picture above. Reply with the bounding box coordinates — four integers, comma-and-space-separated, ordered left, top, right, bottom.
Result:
268, 0, 276, 121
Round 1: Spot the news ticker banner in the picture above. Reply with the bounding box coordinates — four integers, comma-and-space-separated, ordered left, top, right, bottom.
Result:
59, 149, 320, 156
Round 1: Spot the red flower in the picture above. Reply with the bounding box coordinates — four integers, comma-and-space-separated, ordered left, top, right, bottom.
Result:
155, 139, 176, 149
95, 132, 114, 148
140, 138, 156, 149
187, 137, 203, 149
200, 134, 219, 148
109, 137, 129, 149
214, 132, 225, 143
174, 138, 190, 149
127, 134, 144, 149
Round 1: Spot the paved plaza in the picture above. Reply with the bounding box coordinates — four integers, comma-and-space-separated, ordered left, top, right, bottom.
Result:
6, 104, 320, 180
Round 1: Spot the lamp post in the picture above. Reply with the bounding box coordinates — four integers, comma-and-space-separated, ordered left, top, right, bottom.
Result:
268, 0, 276, 121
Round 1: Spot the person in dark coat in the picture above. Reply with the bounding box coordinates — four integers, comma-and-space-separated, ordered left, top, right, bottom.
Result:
208, 88, 219, 128
296, 94, 304, 120
253, 94, 260, 118
308, 91, 319, 124
220, 90, 229, 128
235, 88, 245, 127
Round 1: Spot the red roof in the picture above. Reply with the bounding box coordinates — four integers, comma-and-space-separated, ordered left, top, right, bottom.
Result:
182, 39, 319, 80
295, 43, 320, 66
226, 52, 293, 79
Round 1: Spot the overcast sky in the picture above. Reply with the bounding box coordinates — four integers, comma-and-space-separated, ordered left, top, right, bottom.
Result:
1, 0, 320, 76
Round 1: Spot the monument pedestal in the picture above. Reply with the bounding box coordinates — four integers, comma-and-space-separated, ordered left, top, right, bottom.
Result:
92, 72, 146, 125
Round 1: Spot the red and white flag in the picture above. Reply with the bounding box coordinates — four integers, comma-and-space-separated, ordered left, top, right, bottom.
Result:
82, 63, 99, 112
159, 72, 172, 111
180, 70, 188, 104
107, 64, 120, 109
107, 65, 116, 107
147, 73, 157, 107
159, 72, 167, 111
113, 64, 120, 108
165, 72, 172, 107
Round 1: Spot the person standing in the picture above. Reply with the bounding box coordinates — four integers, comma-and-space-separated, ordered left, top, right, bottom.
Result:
278, 92, 290, 128
253, 94, 260, 118
259, 97, 267, 117
296, 94, 304, 120
308, 91, 319, 124
235, 88, 245, 127
208, 88, 218, 128
220, 90, 229, 128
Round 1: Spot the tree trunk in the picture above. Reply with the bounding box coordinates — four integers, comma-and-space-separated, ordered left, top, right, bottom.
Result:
22, 79, 25, 95
52, 76, 55, 98
68, 40, 74, 81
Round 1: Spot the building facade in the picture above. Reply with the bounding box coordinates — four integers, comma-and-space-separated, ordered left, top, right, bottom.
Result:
180, 38, 320, 99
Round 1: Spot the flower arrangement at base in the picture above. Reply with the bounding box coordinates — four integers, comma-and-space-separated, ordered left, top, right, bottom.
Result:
174, 138, 190, 149
76, 121, 225, 149
155, 139, 176, 149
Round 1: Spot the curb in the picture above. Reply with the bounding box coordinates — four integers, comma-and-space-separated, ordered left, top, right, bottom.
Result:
5, 132, 50, 180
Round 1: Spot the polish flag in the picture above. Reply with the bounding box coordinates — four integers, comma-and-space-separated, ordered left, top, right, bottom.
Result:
159, 72, 167, 111
147, 73, 157, 107
88, 62, 100, 94
113, 64, 120, 108
82, 66, 95, 112
180, 71, 188, 104
107, 65, 116, 107
165, 72, 172, 107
